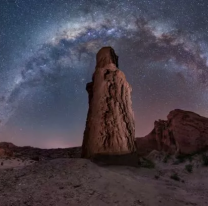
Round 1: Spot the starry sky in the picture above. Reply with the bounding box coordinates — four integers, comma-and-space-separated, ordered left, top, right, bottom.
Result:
0, 0, 208, 148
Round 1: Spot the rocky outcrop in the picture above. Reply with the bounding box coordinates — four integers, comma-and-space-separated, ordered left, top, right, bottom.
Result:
0, 142, 81, 159
0, 142, 16, 149
0, 142, 15, 157
136, 109, 208, 156
82, 47, 136, 158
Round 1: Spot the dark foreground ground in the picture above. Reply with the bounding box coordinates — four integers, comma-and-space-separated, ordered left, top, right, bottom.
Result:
0, 150, 208, 206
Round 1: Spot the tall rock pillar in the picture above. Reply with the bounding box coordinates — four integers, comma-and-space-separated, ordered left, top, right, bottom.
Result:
81, 47, 136, 158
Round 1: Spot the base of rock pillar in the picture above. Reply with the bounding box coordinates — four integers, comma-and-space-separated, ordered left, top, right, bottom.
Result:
90, 152, 140, 167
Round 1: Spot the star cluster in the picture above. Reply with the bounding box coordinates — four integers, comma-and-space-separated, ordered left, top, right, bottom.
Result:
0, 0, 208, 148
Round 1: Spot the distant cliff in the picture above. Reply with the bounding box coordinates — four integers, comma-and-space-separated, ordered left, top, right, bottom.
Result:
136, 109, 208, 156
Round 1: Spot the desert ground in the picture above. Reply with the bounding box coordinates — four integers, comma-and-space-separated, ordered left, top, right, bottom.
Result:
0, 147, 208, 206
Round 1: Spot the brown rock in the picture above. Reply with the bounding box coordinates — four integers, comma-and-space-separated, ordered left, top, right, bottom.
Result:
0, 148, 13, 158
0, 148, 6, 157
0, 142, 15, 157
96, 47, 119, 68
0, 142, 16, 148
82, 47, 136, 158
136, 109, 208, 156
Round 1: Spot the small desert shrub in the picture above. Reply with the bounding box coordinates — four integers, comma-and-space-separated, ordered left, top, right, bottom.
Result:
46, 154, 52, 159
188, 155, 193, 162
172, 160, 180, 165
185, 164, 193, 173
31, 156, 40, 161
170, 173, 180, 181
163, 154, 171, 163
140, 158, 155, 169
201, 154, 208, 166
176, 155, 185, 163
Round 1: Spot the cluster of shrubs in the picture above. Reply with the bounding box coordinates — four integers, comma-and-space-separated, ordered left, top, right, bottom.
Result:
140, 152, 208, 183
141, 152, 208, 169
139, 157, 155, 169
201, 153, 208, 166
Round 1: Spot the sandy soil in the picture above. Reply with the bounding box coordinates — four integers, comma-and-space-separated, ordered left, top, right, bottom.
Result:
0, 155, 208, 206
0, 158, 36, 169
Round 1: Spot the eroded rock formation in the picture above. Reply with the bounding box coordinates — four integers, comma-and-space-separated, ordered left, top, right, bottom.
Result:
82, 47, 136, 158
0, 142, 15, 157
136, 109, 208, 156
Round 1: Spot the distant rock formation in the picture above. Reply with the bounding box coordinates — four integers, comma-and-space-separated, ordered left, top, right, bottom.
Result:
82, 47, 136, 158
0, 142, 82, 159
0, 142, 15, 157
0, 142, 16, 149
136, 109, 208, 156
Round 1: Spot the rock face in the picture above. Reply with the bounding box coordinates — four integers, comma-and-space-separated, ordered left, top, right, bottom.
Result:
0, 142, 15, 157
82, 47, 136, 158
136, 109, 208, 156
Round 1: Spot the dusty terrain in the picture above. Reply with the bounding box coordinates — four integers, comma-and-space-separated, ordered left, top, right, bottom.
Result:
0, 149, 208, 206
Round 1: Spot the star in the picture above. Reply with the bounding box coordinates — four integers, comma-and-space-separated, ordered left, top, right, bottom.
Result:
0, 0, 208, 147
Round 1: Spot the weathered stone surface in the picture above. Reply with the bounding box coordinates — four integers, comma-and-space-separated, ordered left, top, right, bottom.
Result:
136, 109, 208, 156
0, 142, 15, 157
96, 47, 119, 68
82, 47, 136, 158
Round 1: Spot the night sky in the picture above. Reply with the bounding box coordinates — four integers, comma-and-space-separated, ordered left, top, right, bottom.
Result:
0, 0, 208, 148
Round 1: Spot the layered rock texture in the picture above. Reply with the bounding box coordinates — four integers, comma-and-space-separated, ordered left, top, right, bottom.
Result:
136, 109, 208, 156
82, 47, 136, 158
